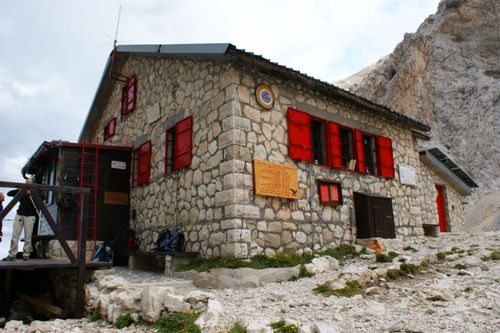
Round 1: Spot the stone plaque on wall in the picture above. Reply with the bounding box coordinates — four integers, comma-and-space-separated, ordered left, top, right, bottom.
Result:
146, 103, 160, 124
253, 159, 299, 199
399, 164, 416, 186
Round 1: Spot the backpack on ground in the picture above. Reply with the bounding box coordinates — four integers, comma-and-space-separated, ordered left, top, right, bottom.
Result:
92, 242, 114, 263
153, 229, 185, 253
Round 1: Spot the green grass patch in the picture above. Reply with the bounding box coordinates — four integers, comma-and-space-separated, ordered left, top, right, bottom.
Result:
318, 244, 359, 260
313, 280, 362, 297
376, 251, 399, 263
115, 313, 133, 329
399, 263, 419, 276
403, 246, 418, 252
436, 252, 446, 260
454, 264, 466, 270
269, 320, 299, 333
386, 269, 401, 280
177, 244, 365, 272
420, 260, 429, 268
229, 322, 247, 333
89, 310, 101, 322
451, 247, 465, 254
155, 313, 200, 333
491, 249, 500, 261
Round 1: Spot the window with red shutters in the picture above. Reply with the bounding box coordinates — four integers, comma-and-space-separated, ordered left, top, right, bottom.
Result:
121, 75, 137, 117
354, 129, 366, 173
287, 108, 312, 162
318, 180, 342, 206
103, 117, 117, 141
137, 141, 151, 186
327, 122, 342, 169
165, 116, 193, 174
377, 136, 395, 178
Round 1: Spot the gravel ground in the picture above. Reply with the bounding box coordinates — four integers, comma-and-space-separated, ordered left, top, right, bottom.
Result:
2, 232, 499, 333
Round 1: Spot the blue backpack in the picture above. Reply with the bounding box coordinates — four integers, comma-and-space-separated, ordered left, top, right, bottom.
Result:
153, 229, 185, 253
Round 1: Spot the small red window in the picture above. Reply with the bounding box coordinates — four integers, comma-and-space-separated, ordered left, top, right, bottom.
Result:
318, 180, 342, 206
136, 141, 151, 186
121, 75, 137, 117
103, 117, 117, 141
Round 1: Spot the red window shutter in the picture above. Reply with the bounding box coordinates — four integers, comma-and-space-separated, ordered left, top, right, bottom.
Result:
122, 75, 137, 116
354, 129, 366, 173
287, 108, 312, 162
137, 141, 151, 185
377, 136, 395, 178
319, 184, 330, 203
327, 122, 342, 169
174, 116, 193, 170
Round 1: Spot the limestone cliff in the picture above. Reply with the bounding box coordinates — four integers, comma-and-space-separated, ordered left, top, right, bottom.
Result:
338, 0, 500, 230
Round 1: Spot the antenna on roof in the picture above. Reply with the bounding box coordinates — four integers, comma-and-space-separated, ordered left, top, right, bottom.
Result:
110, 5, 128, 82
113, 5, 122, 50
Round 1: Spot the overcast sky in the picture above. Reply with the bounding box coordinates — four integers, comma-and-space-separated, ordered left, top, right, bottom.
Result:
0, 0, 440, 255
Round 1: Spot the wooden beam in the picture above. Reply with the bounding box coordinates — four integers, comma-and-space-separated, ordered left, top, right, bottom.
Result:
74, 194, 87, 318
0, 188, 27, 221
15, 291, 62, 316
30, 191, 77, 263
0, 181, 90, 194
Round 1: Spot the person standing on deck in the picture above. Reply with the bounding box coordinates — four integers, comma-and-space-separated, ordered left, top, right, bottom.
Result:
2, 178, 38, 261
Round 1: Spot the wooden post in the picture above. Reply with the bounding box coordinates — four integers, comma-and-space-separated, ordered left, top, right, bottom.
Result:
0, 189, 27, 221
74, 192, 87, 318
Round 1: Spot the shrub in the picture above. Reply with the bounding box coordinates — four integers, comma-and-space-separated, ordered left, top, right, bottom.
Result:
491, 250, 500, 261
320, 244, 358, 261
115, 313, 133, 329
454, 264, 466, 270
269, 320, 299, 333
155, 313, 200, 333
420, 260, 429, 268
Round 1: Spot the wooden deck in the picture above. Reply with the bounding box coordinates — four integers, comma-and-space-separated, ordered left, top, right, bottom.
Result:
0, 259, 111, 270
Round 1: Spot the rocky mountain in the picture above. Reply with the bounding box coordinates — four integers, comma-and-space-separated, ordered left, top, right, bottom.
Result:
338, 0, 500, 230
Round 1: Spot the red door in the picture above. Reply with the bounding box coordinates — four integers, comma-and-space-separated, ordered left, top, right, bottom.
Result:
435, 185, 447, 232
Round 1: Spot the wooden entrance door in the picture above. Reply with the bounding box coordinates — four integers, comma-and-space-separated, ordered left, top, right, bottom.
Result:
435, 185, 447, 232
354, 192, 396, 239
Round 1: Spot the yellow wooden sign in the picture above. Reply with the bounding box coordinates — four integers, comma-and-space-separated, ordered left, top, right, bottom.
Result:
253, 160, 299, 199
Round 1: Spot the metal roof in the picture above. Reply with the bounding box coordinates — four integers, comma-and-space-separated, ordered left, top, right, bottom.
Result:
420, 147, 478, 195
78, 43, 431, 142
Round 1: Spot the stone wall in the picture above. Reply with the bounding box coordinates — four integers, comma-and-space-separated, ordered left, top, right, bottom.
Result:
88, 55, 465, 258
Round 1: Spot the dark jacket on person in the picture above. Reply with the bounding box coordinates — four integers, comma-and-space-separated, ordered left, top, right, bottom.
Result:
7, 189, 38, 216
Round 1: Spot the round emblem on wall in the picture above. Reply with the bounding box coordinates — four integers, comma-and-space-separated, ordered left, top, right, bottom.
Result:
255, 84, 275, 110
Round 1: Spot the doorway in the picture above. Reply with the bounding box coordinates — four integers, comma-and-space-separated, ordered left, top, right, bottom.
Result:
435, 185, 447, 232
354, 192, 395, 238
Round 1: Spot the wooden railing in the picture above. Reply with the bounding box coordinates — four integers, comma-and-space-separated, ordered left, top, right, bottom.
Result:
0, 181, 91, 317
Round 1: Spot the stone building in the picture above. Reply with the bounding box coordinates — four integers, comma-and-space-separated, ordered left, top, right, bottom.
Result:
78, 43, 477, 258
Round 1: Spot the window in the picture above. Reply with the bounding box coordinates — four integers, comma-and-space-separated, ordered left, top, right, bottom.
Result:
165, 116, 193, 174
311, 118, 327, 165
136, 141, 151, 186
287, 107, 395, 178
103, 117, 117, 141
121, 75, 137, 117
339, 127, 354, 169
318, 180, 342, 205
165, 127, 175, 174
362, 134, 378, 175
